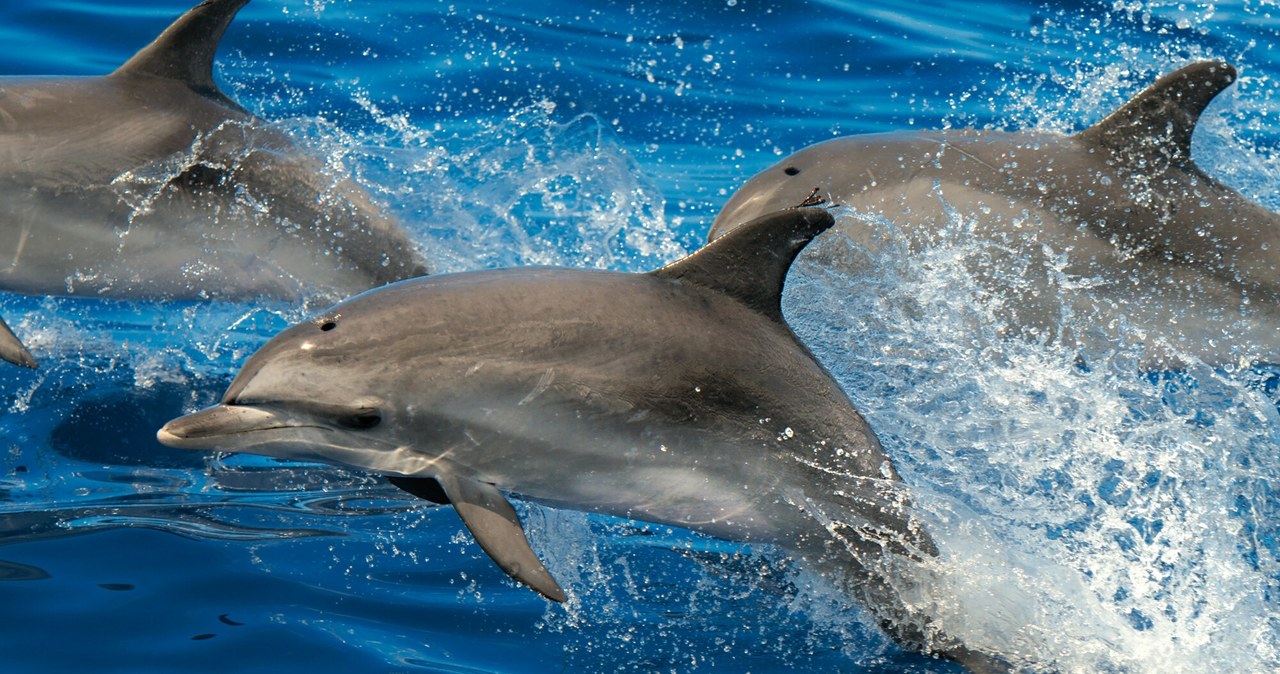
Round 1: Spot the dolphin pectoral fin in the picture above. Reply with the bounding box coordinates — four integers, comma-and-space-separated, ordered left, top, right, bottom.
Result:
0, 314, 36, 369
437, 475, 568, 602
649, 207, 836, 322
387, 476, 450, 505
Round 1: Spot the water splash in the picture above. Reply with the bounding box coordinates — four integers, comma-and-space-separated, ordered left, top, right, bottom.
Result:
286, 96, 686, 273
782, 206, 1280, 672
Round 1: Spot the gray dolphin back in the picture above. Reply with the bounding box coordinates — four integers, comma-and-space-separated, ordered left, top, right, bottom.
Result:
706, 60, 1280, 367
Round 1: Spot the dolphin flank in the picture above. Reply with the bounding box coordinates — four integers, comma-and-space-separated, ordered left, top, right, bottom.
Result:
711, 61, 1280, 367
0, 0, 429, 367
158, 208, 1006, 671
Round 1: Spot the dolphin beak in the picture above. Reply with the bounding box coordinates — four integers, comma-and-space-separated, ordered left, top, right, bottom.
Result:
157, 404, 286, 449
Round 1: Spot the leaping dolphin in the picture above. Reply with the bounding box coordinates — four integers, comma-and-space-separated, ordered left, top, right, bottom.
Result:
0, 0, 429, 367
157, 208, 1007, 672
711, 61, 1280, 367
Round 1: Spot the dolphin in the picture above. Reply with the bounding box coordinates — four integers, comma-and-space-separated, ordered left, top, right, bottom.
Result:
711, 61, 1280, 367
0, 314, 34, 369
157, 208, 1006, 672
0, 0, 429, 367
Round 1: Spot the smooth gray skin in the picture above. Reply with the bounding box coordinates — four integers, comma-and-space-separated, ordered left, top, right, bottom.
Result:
158, 208, 1005, 672
0, 0, 428, 367
712, 61, 1280, 367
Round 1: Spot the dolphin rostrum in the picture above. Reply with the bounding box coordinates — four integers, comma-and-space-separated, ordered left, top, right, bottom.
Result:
157, 208, 1006, 671
711, 61, 1280, 367
0, 0, 429, 367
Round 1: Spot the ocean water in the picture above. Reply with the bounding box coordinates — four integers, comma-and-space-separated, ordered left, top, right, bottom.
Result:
1, 0, 1279, 672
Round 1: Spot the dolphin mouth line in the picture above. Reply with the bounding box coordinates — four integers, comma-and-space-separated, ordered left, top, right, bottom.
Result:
213, 422, 327, 437
161, 422, 329, 442
157, 401, 342, 449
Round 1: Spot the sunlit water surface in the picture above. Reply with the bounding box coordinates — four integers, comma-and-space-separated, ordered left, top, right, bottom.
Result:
2, 1, 1279, 672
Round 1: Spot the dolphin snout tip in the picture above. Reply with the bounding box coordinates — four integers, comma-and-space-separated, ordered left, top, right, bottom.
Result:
155, 425, 183, 447
156, 404, 287, 450
155, 405, 235, 449
156, 418, 201, 449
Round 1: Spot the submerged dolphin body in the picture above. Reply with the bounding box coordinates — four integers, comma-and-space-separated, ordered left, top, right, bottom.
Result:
158, 209, 1005, 672
712, 61, 1280, 367
0, 0, 428, 366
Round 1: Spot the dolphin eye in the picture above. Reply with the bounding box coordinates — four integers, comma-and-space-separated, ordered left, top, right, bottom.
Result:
337, 409, 382, 430
320, 321, 337, 332
784, 166, 801, 176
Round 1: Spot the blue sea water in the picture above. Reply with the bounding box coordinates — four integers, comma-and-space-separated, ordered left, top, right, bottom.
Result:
2, 0, 1280, 672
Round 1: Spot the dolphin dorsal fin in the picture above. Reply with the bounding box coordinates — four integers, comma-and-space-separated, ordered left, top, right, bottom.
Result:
650, 208, 835, 322
110, 0, 249, 109
1075, 60, 1237, 165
